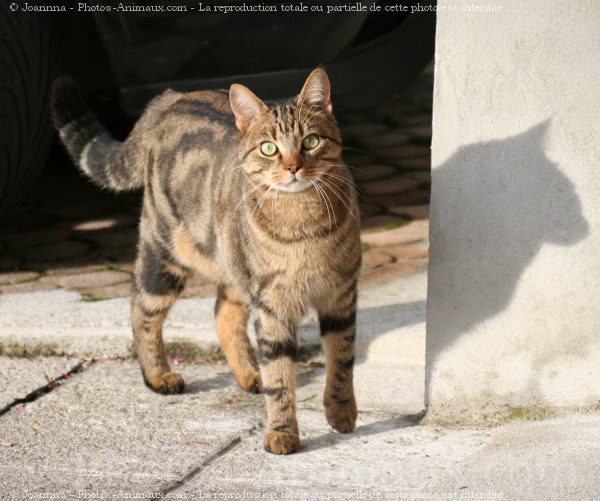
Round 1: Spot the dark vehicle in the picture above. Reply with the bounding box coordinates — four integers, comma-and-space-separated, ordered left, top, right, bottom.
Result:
0, 0, 435, 214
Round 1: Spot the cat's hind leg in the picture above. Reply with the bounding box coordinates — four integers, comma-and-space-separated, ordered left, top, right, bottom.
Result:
215, 285, 262, 394
132, 241, 189, 394
317, 279, 358, 433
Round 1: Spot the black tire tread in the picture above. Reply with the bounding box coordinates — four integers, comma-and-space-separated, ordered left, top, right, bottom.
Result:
0, 3, 58, 215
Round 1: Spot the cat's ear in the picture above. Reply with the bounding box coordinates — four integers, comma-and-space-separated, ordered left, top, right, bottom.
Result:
297, 68, 332, 115
229, 84, 267, 133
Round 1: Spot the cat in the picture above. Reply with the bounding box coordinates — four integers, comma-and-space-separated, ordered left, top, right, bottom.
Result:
51, 69, 361, 455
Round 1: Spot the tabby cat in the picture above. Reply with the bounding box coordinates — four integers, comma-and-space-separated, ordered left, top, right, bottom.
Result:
51, 69, 360, 455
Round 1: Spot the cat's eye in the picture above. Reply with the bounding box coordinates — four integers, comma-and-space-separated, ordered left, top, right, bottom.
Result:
302, 134, 320, 150
260, 142, 278, 156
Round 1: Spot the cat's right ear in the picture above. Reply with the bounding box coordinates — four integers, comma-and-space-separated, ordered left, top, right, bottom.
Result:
229, 84, 267, 134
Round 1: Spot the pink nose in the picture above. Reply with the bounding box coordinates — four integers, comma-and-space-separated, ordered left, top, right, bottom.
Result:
288, 163, 301, 174
284, 156, 303, 174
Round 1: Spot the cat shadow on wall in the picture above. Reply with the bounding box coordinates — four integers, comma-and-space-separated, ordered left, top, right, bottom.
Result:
426, 120, 589, 377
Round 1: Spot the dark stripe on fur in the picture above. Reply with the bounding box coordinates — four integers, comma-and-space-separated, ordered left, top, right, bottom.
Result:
263, 386, 285, 400
319, 311, 356, 335
215, 285, 245, 315
258, 337, 298, 361
240, 147, 255, 162
254, 318, 262, 335
254, 211, 344, 243
138, 242, 186, 295
256, 271, 282, 292
251, 296, 278, 319
252, 294, 295, 334
139, 305, 167, 318
232, 230, 253, 283
339, 357, 355, 370
337, 280, 358, 304
344, 331, 357, 343
332, 397, 351, 405
170, 100, 234, 125
273, 424, 294, 433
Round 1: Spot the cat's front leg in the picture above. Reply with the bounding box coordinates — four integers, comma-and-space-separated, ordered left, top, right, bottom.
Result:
252, 299, 301, 454
318, 280, 358, 433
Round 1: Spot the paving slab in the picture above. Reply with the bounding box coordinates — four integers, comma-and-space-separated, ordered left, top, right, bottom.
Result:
177, 412, 600, 500
389, 204, 430, 220
40, 270, 131, 289
424, 415, 600, 500
0, 357, 82, 410
0, 271, 40, 286
362, 249, 395, 269
0, 281, 59, 294
0, 361, 264, 494
0, 273, 428, 368
1, 357, 598, 499
361, 220, 429, 248
177, 411, 485, 498
0, 355, 424, 496
362, 214, 407, 231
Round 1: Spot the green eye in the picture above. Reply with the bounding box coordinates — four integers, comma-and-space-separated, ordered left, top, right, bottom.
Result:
302, 134, 320, 150
260, 142, 278, 156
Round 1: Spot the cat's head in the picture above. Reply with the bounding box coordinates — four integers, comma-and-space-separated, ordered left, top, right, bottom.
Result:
229, 68, 342, 193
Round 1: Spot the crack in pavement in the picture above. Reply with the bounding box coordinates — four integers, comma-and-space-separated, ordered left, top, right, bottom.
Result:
0, 359, 90, 418
161, 436, 243, 494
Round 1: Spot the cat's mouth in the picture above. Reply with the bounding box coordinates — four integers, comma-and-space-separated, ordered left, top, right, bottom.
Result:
274, 176, 312, 193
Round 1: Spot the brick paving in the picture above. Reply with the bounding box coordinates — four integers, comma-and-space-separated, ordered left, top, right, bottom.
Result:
0, 66, 432, 299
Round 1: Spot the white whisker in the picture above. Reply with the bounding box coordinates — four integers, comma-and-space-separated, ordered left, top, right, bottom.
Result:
312, 178, 337, 233
234, 181, 267, 214
315, 176, 359, 221
322, 161, 367, 175
319, 171, 358, 188
312, 180, 334, 234
318, 171, 370, 201
243, 184, 272, 237
341, 146, 370, 155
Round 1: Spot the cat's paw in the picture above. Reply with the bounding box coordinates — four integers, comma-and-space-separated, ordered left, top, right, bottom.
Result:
234, 371, 263, 394
325, 396, 357, 433
145, 372, 185, 394
263, 431, 301, 455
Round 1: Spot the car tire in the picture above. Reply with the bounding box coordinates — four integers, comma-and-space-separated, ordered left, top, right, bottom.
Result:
0, 4, 57, 216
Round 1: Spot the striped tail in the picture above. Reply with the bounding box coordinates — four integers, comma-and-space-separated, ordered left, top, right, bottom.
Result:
51, 76, 144, 191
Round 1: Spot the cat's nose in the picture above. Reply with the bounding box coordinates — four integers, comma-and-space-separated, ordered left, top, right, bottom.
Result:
284, 155, 303, 174
287, 163, 302, 174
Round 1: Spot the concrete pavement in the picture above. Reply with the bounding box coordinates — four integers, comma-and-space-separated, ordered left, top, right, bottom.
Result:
1, 352, 599, 498
1, 269, 600, 498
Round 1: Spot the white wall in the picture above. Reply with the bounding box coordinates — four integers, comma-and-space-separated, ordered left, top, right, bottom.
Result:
426, 0, 600, 421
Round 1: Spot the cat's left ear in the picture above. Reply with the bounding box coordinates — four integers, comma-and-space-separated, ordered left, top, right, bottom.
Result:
297, 68, 332, 115
229, 84, 268, 134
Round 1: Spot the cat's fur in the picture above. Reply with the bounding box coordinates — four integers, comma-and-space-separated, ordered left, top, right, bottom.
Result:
51, 69, 360, 454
